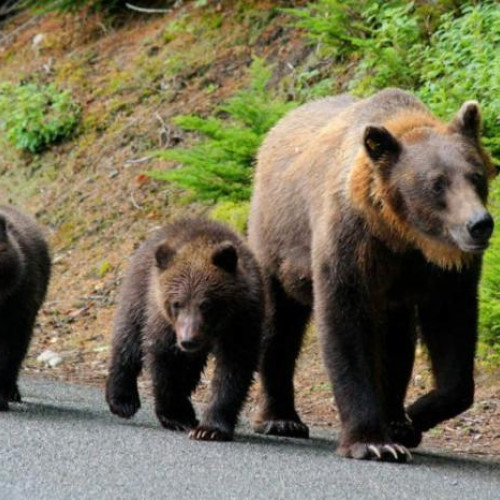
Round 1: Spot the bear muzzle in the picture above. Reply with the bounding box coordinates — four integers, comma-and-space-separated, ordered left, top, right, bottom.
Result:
175, 312, 206, 353
450, 210, 494, 253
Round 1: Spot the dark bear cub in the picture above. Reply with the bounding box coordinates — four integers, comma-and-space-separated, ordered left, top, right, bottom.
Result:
106, 218, 263, 441
0, 205, 51, 411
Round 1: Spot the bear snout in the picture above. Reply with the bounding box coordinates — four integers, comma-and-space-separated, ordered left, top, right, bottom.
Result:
450, 210, 494, 253
176, 313, 206, 353
467, 211, 494, 244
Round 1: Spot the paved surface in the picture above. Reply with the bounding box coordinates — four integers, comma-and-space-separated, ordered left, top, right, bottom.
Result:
0, 378, 498, 500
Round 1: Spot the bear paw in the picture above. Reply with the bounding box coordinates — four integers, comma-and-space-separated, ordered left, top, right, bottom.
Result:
389, 418, 422, 449
0, 396, 9, 412
157, 413, 197, 432
8, 385, 21, 403
338, 441, 411, 462
254, 419, 309, 439
189, 426, 232, 442
107, 391, 140, 419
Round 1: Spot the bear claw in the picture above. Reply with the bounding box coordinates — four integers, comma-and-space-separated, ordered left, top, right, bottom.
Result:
389, 417, 422, 449
339, 441, 411, 462
189, 426, 232, 441
254, 419, 310, 439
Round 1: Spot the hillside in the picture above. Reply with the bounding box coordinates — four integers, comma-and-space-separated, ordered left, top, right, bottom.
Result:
0, 0, 498, 457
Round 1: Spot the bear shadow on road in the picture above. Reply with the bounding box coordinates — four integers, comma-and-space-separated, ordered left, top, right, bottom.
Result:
239, 430, 500, 473
4, 396, 499, 476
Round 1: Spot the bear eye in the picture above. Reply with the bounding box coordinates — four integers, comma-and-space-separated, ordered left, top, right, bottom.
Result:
170, 301, 181, 316
470, 172, 485, 186
199, 300, 212, 314
431, 176, 446, 195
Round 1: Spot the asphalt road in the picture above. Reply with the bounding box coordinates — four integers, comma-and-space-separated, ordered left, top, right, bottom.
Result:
0, 378, 498, 500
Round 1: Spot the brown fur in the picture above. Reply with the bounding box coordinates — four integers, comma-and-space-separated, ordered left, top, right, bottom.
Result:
0, 205, 51, 410
106, 218, 263, 441
249, 89, 495, 461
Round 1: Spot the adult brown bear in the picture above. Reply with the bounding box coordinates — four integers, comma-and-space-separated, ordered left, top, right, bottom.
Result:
248, 89, 496, 461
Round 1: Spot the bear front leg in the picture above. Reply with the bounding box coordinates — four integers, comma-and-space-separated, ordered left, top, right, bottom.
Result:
106, 317, 143, 419
383, 305, 422, 449
150, 347, 205, 432
409, 268, 478, 433
191, 323, 260, 442
314, 261, 410, 462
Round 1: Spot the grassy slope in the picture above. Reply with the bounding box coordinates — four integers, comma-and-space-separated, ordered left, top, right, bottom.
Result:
0, 1, 498, 456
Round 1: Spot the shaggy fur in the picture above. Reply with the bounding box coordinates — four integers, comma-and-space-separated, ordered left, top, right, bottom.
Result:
0, 205, 51, 411
106, 218, 263, 441
248, 89, 495, 461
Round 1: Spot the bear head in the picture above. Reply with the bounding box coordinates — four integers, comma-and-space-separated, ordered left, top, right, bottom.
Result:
353, 101, 496, 268
152, 239, 241, 353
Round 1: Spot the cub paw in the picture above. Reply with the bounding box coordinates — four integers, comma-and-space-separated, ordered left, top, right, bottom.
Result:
8, 385, 21, 403
157, 413, 198, 432
106, 389, 140, 419
189, 425, 232, 442
254, 419, 309, 439
389, 417, 422, 449
338, 441, 411, 462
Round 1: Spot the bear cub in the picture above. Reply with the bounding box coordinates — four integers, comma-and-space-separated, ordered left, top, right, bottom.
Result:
0, 205, 51, 411
106, 218, 263, 441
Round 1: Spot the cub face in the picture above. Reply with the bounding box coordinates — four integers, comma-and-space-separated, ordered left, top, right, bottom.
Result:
364, 101, 495, 254
153, 240, 240, 353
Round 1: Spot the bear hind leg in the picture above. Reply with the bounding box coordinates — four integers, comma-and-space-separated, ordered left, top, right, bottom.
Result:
0, 317, 33, 411
254, 275, 311, 438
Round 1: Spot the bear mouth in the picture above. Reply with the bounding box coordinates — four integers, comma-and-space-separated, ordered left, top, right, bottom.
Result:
458, 242, 489, 254
449, 228, 491, 254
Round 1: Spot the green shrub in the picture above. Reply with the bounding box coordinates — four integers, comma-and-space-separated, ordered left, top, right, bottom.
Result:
285, 0, 372, 59
149, 58, 296, 202
348, 2, 422, 93
289, 1, 499, 160
480, 178, 500, 359
415, 3, 500, 160
209, 200, 250, 235
0, 82, 80, 153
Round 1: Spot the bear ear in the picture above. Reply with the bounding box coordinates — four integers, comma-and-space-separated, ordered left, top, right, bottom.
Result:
155, 242, 175, 270
363, 126, 401, 163
212, 241, 238, 273
450, 100, 481, 140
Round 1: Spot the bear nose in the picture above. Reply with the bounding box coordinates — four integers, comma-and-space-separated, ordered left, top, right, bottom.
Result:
467, 212, 494, 242
180, 338, 202, 351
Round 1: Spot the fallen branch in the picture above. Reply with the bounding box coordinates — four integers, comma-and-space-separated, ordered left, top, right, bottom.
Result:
125, 3, 172, 14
